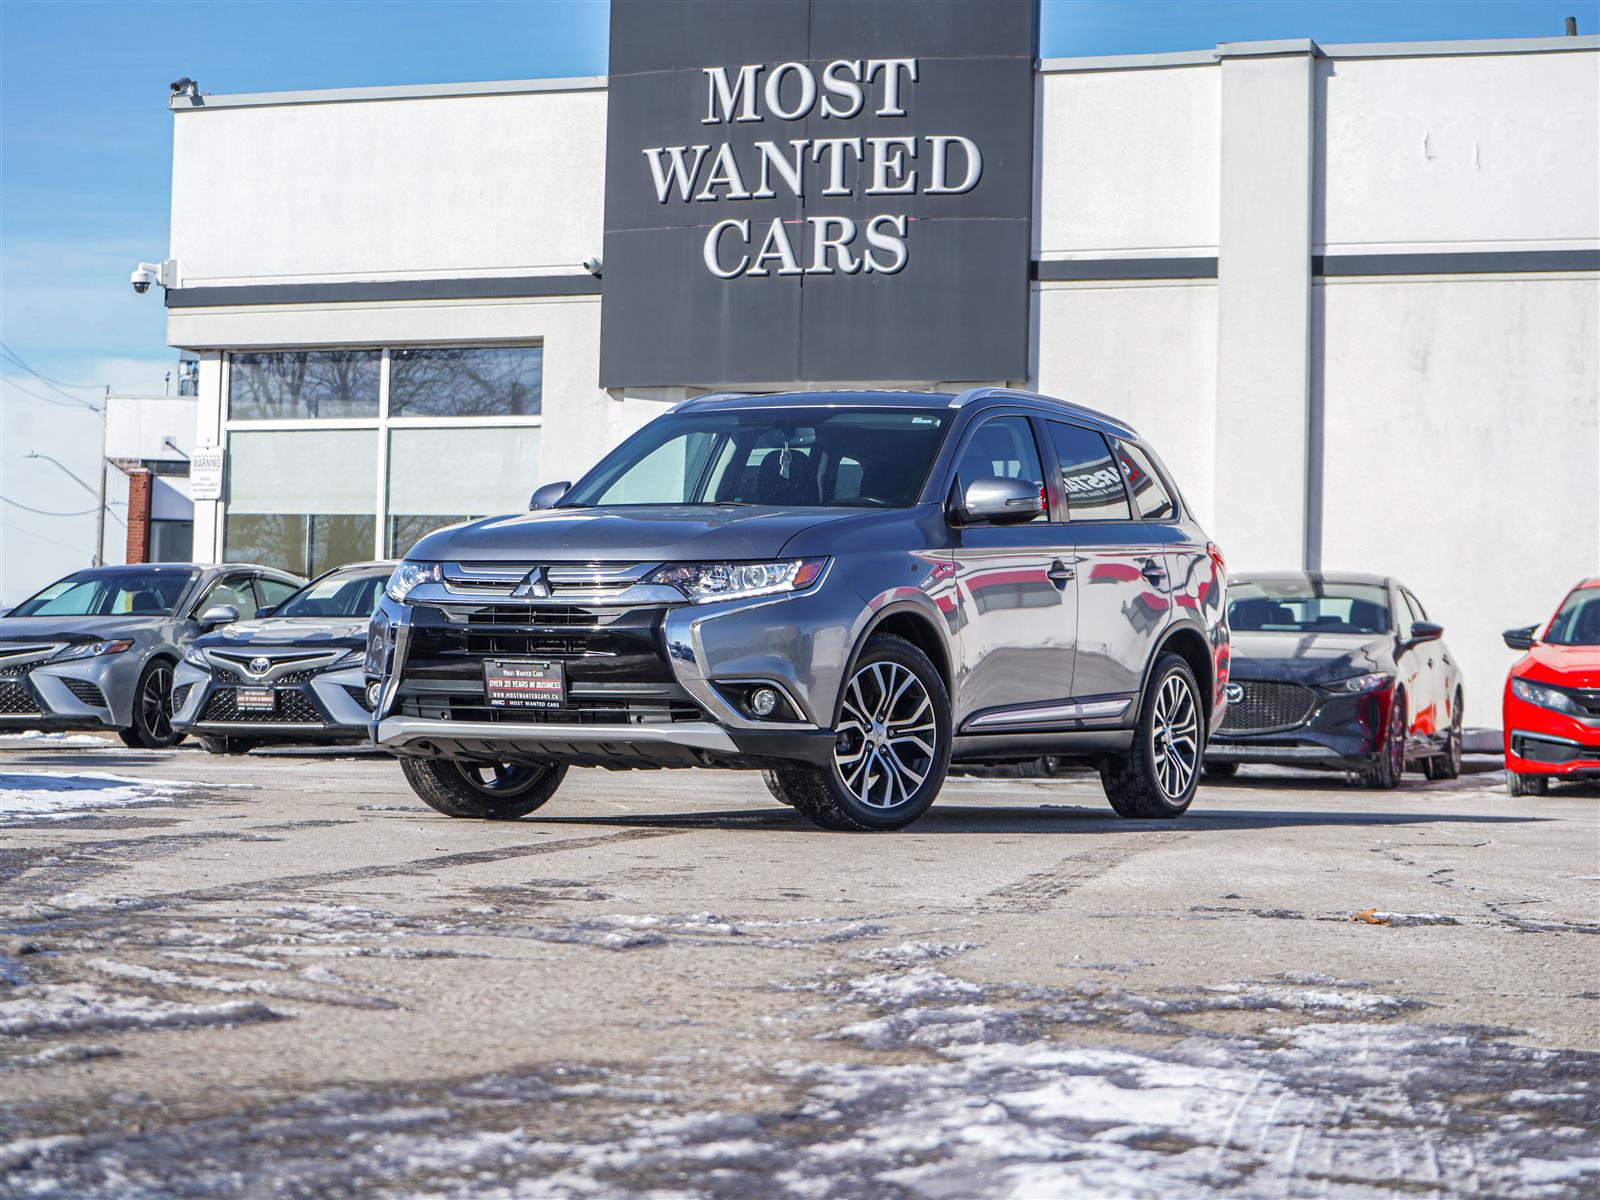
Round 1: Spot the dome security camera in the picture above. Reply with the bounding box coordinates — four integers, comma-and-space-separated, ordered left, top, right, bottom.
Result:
130, 266, 157, 294
582, 256, 603, 278
130, 260, 175, 295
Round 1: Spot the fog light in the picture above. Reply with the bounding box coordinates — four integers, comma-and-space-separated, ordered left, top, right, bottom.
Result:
366, 682, 383, 709
750, 687, 780, 717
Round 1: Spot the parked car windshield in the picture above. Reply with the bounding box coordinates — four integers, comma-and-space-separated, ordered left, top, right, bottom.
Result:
10, 568, 199, 617
561, 407, 950, 508
275, 569, 389, 618
1228, 580, 1391, 635
1544, 587, 1600, 646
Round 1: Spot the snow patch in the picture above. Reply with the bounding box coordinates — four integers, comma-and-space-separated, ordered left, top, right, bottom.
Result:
0, 982, 284, 1037
0, 770, 237, 823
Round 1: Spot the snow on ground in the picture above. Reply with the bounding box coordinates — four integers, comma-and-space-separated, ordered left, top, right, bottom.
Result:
0, 769, 244, 822
4, 731, 114, 748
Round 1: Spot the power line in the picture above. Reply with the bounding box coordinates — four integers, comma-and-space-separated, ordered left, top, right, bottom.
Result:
0, 375, 104, 412
0, 341, 104, 410
0, 347, 105, 390
0, 495, 100, 517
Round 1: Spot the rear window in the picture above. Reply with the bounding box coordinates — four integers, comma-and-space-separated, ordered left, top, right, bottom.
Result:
1116, 441, 1177, 521
1048, 422, 1131, 521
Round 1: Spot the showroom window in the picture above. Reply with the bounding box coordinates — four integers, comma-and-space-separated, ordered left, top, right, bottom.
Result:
220, 345, 542, 575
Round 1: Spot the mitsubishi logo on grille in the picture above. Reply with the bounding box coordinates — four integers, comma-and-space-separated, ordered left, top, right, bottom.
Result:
1223, 683, 1245, 704
248, 656, 272, 676
511, 566, 552, 600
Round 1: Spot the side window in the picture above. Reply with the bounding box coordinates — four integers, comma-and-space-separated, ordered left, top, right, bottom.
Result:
197, 576, 258, 619
1401, 589, 1427, 630
255, 577, 299, 611
954, 416, 1047, 520
1114, 441, 1177, 521
1048, 422, 1132, 521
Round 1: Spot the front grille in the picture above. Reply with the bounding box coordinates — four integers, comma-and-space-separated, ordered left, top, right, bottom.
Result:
1220, 681, 1316, 734
343, 684, 375, 713
399, 693, 703, 725
63, 679, 108, 708
0, 678, 39, 715
201, 686, 324, 725
213, 665, 323, 686
172, 683, 194, 710
1557, 687, 1600, 720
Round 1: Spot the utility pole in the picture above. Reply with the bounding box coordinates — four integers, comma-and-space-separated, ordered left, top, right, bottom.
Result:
94, 393, 109, 565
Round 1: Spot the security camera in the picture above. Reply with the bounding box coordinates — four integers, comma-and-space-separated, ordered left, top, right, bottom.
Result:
170, 77, 195, 95
130, 259, 176, 295
582, 256, 603, 278
130, 266, 157, 294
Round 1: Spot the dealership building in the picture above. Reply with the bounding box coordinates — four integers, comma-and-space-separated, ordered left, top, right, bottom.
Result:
156, 4, 1598, 728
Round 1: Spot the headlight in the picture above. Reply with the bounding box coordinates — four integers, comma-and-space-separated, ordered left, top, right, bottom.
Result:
1511, 677, 1583, 716
386, 561, 441, 602
52, 639, 133, 663
1323, 672, 1391, 694
328, 648, 364, 668
646, 558, 827, 604
183, 645, 209, 668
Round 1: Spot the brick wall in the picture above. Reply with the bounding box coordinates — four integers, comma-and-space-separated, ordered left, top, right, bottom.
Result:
125, 469, 152, 564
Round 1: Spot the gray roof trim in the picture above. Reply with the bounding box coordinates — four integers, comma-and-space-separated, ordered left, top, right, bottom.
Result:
170, 74, 607, 112
165, 274, 602, 308
1035, 257, 1218, 281
1040, 33, 1596, 73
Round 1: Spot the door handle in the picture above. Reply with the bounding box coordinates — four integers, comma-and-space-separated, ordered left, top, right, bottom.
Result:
1047, 560, 1075, 587
1140, 561, 1167, 584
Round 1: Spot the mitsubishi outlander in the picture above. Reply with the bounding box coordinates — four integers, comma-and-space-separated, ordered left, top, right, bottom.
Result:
368, 388, 1229, 831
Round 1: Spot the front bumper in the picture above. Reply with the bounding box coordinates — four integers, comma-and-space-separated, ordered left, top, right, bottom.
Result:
1206, 682, 1388, 769
1503, 691, 1600, 778
0, 651, 141, 730
173, 660, 373, 741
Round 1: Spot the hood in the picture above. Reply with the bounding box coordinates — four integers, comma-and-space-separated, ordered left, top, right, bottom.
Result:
196, 616, 369, 652
408, 505, 860, 564
1227, 630, 1393, 683
1519, 642, 1600, 689
0, 614, 168, 644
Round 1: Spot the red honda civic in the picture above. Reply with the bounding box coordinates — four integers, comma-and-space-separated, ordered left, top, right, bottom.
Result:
1502, 578, 1600, 795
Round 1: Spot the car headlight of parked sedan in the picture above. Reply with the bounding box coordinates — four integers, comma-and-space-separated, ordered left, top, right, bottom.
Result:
51, 639, 133, 663
1320, 672, 1391, 694
1511, 677, 1584, 716
646, 559, 827, 603
183, 645, 209, 668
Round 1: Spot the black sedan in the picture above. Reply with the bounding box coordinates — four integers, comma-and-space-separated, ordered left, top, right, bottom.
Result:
172, 561, 394, 754
1204, 572, 1464, 788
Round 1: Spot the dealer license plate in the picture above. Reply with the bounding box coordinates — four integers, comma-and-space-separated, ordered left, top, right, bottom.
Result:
235, 686, 276, 712
483, 659, 565, 709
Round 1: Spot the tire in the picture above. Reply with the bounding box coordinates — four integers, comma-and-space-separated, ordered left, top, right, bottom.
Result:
1358, 692, 1407, 789
1100, 654, 1204, 818
1202, 761, 1239, 778
118, 659, 185, 749
1423, 690, 1463, 781
399, 757, 567, 819
761, 769, 797, 807
198, 736, 260, 756
768, 634, 952, 832
1507, 770, 1549, 797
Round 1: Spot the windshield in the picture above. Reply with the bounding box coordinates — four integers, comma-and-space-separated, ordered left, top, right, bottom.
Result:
1545, 587, 1600, 646
10, 569, 198, 618
275, 569, 389, 619
561, 407, 950, 508
1228, 580, 1391, 635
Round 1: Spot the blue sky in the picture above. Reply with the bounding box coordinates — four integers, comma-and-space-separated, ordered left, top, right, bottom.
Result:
0, 0, 1590, 397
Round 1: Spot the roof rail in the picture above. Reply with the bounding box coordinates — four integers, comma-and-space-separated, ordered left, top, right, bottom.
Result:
665, 391, 752, 414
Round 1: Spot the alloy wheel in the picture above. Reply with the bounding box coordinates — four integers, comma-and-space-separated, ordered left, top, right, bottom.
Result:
141, 665, 174, 741
833, 661, 938, 809
1388, 700, 1407, 779
455, 762, 544, 796
1149, 672, 1200, 800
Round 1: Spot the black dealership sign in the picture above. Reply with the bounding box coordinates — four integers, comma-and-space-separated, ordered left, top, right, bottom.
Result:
600, 0, 1038, 389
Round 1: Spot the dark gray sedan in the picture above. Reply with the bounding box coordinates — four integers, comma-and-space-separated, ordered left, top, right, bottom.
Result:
0, 563, 305, 747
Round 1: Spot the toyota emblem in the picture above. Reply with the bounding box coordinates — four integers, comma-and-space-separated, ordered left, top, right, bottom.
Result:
1223, 682, 1245, 704
248, 656, 272, 676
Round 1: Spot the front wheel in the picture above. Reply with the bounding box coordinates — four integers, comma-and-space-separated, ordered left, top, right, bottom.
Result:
768, 634, 952, 831
1359, 693, 1407, 789
1423, 690, 1464, 781
1507, 771, 1549, 797
399, 758, 567, 819
198, 735, 259, 756
118, 660, 185, 749
1101, 654, 1203, 818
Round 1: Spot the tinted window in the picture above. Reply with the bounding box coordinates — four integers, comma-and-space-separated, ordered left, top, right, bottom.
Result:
1545, 587, 1600, 646
564, 408, 949, 508
388, 346, 542, 417
1048, 422, 1131, 521
255, 578, 300, 610
1229, 580, 1391, 635
276, 570, 388, 619
1401, 589, 1428, 628
229, 351, 380, 420
11, 569, 197, 617
1115, 441, 1177, 520
197, 577, 259, 619
954, 417, 1046, 520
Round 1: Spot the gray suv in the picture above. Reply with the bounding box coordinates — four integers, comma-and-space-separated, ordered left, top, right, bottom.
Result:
369, 389, 1230, 831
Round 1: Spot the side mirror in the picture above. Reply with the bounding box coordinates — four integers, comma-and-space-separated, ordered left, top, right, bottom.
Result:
1502, 624, 1537, 651
954, 476, 1044, 525
199, 604, 239, 629
1407, 621, 1444, 645
529, 481, 571, 510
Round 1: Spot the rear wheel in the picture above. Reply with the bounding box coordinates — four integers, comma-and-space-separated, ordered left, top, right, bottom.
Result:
118, 660, 185, 749
399, 758, 567, 819
768, 635, 951, 831
1101, 654, 1203, 818
1507, 771, 1549, 797
1359, 693, 1407, 789
1423, 690, 1463, 781
198, 735, 259, 756
1202, 761, 1239, 778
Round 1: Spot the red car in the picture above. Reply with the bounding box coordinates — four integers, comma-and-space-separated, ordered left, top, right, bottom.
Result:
1502, 578, 1600, 795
